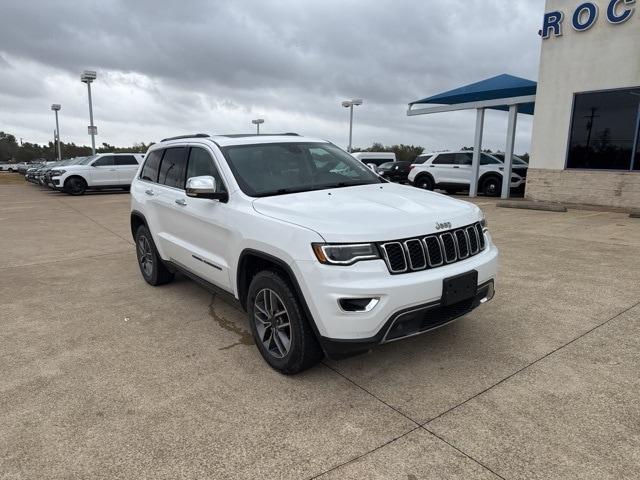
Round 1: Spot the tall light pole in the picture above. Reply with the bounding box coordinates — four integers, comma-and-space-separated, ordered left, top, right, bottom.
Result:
51, 104, 62, 161
81, 70, 97, 154
252, 118, 265, 135
341, 99, 363, 152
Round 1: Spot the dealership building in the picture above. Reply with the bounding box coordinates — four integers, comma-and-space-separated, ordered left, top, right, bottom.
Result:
527, 0, 640, 210
408, 0, 639, 210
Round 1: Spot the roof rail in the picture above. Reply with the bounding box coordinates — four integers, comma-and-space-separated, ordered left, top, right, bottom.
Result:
160, 133, 211, 142
218, 133, 299, 138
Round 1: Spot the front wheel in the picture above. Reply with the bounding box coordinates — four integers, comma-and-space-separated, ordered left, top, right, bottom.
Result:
64, 176, 87, 195
247, 271, 323, 374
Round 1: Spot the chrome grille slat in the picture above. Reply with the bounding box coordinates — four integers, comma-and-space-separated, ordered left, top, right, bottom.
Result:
466, 226, 479, 254
423, 235, 444, 267
404, 239, 427, 270
454, 229, 470, 259
440, 232, 457, 263
378, 222, 485, 274
381, 242, 408, 273
475, 223, 486, 250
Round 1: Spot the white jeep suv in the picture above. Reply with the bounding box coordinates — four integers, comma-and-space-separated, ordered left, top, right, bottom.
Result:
50, 153, 144, 195
409, 151, 526, 196
130, 134, 498, 373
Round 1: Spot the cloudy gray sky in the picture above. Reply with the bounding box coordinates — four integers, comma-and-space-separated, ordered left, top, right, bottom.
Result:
0, 0, 545, 153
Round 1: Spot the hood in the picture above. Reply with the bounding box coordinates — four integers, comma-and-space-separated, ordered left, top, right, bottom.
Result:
252, 183, 481, 243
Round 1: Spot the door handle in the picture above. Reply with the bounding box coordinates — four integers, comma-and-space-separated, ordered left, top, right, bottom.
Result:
175, 198, 187, 206
144, 189, 154, 196
453, 166, 460, 169
109, 169, 116, 171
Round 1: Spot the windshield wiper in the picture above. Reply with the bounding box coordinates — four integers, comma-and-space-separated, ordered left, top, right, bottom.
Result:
320, 181, 373, 189
255, 187, 316, 197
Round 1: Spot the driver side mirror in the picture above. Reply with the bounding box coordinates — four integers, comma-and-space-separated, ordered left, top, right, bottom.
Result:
186, 175, 228, 202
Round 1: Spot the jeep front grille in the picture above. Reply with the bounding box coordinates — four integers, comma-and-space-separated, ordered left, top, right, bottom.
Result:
379, 222, 486, 274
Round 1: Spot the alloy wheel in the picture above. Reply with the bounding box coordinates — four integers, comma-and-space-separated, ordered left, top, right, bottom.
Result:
137, 235, 154, 277
253, 288, 292, 359
68, 178, 85, 194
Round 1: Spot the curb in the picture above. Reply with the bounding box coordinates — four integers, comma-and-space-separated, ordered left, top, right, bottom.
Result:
497, 200, 567, 213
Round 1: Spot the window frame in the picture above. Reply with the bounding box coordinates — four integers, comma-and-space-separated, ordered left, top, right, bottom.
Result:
91, 155, 115, 167
156, 147, 190, 190
139, 145, 230, 193
432, 153, 456, 165
139, 149, 165, 184
564, 85, 640, 172
185, 146, 228, 193
113, 155, 139, 166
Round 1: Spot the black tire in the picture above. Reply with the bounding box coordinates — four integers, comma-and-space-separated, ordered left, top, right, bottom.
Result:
415, 174, 434, 191
134, 225, 174, 286
481, 176, 502, 197
247, 270, 323, 374
445, 188, 458, 195
64, 176, 88, 195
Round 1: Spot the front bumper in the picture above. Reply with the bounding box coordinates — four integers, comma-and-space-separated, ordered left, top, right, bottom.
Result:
292, 239, 498, 355
321, 280, 494, 359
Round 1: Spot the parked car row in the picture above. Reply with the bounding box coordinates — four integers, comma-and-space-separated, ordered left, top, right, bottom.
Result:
20, 153, 144, 195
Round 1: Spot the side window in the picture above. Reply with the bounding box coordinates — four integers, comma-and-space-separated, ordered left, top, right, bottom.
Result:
432, 153, 455, 165
140, 150, 163, 182
414, 155, 431, 164
92, 156, 114, 167
186, 147, 226, 191
158, 147, 189, 189
480, 154, 502, 165
455, 153, 473, 165
114, 155, 138, 166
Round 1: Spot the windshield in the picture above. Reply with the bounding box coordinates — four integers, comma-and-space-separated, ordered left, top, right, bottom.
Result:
221, 142, 384, 197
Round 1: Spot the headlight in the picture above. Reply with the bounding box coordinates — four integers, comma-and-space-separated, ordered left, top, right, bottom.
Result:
50, 170, 65, 176
312, 243, 380, 265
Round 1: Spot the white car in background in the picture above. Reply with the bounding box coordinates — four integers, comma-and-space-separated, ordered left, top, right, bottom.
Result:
50, 153, 144, 195
351, 152, 396, 172
409, 150, 526, 196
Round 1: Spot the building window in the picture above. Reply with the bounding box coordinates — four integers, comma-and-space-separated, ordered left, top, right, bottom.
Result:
566, 87, 640, 171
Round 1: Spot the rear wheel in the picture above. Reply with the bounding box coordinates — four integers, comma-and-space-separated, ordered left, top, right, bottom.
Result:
415, 174, 434, 191
481, 176, 502, 197
64, 176, 87, 195
135, 225, 174, 286
247, 271, 323, 374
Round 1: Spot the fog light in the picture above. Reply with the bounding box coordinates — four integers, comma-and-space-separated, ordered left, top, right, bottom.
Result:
339, 297, 379, 312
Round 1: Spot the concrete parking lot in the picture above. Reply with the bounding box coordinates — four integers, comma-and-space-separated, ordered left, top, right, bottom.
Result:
1, 178, 639, 479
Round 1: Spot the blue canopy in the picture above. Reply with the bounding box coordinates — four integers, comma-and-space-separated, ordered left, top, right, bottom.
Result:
410, 74, 536, 115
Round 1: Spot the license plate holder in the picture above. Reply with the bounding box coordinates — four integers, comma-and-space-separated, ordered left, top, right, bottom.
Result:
442, 270, 478, 306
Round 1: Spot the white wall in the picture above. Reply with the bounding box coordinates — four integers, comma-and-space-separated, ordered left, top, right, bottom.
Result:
530, 0, 640, 170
